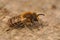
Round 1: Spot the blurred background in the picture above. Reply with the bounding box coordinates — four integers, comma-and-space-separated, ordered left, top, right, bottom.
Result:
0, 0, 60, 40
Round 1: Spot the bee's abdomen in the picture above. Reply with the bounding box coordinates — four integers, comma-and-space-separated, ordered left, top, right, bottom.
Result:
8, 15, 21, 27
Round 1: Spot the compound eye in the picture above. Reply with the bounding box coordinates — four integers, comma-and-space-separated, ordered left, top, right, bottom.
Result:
33, 18, 38, 21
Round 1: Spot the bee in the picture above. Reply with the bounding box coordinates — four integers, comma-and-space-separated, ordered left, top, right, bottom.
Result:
7, 12, 44, 31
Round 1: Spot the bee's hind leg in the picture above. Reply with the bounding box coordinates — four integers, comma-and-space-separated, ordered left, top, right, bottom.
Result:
25, 23, 34, 32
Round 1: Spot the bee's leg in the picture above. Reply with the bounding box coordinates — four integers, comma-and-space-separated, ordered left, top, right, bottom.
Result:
27, 26, 34, 32
6, 28, 10, 31
6, 25, 15, 33
26, 23, 34, 32
14, 22, 25, 29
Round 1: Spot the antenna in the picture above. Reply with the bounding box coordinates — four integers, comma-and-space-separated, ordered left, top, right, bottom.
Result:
37, 14, 45, 16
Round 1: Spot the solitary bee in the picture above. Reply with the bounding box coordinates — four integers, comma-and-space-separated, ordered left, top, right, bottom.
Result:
7, 12, 44, 31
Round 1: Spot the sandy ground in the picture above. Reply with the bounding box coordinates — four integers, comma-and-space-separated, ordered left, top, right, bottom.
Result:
0, 0, 60, 40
